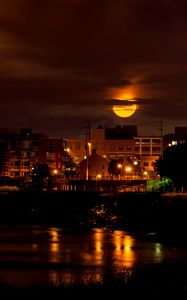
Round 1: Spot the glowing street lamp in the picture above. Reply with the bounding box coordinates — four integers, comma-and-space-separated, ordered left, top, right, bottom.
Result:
117, 163, 122, 179
125, 166, 132, 172
125, 166, 132, 180
88, 142, 92, 155
86, 142, 92, 180
143, 171, 148, 179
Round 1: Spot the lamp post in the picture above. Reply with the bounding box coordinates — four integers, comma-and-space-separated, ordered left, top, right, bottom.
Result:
85, 142, 92, 181
86, 154, 88, 181
117, 163, 122, 180
143, 171, 148, 180
125, 166, 132, 180
85, 120, 91, 181
159, 121, 164, 187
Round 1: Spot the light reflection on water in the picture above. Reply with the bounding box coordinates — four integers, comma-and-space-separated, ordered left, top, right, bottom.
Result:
0, 226, 185, 287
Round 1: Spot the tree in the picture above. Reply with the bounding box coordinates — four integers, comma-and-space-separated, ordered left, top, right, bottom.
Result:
108, 159, 121, 177
155, 143, 187, 191
31, 163, 52, 190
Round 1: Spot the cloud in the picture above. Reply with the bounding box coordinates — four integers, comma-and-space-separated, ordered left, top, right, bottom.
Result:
0, 0, 186, 137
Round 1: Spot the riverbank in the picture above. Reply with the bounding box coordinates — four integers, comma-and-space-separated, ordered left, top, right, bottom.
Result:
0, 190, 187, 244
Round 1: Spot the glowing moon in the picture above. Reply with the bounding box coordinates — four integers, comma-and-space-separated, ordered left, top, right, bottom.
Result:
113, 103, 137, 118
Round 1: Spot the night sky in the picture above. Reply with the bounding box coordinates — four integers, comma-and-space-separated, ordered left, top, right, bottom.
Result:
0, 0, 187, 138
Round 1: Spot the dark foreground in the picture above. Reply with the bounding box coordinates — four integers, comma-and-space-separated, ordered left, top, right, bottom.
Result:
1, 190, 187, 296
0, 190, 187, 243
1, 262, 187, 298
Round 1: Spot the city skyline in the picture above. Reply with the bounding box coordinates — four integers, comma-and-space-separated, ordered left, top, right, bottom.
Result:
0, 0, 187, 138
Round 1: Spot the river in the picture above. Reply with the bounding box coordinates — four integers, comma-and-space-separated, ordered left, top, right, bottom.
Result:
0, 225, 186, 287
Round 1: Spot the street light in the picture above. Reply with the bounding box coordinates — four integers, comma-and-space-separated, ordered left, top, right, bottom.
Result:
125, 166, 132, 180
85, 142, 92, 180
117, 163, 122, 180
96, 174, 101, 179
88, 142, 91, 155
143, 171, 148, 179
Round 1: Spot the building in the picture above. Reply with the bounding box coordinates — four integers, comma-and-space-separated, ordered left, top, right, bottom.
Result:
134, 136, 162, 178
0, 128, 66, 178
66, 125, 161, 179
163, 126, 187, 150
0, 125, 163, 180
79, 149, 108, 180
65, 125, 136, 166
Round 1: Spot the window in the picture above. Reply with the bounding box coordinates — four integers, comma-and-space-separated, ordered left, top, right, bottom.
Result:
23, 141, 30, 149
21, 151, 27, 157
142, 147, 150, 152
143, 162, 149, 166
152, 139, 161, 144
142, 139, 150, 144
152, 147, 161, 153
47, 143, 56, 152
118, 144, 124, 150
32, 141, 39, 147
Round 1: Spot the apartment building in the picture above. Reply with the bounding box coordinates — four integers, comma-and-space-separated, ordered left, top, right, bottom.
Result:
134, 136, 162, 176
0, 128, 65, 178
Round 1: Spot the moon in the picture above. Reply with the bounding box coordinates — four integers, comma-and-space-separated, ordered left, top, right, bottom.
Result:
113, 103, 137, 118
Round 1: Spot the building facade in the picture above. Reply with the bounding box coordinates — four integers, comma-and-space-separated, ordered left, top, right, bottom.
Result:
66, 126, 161, 179
0, 125, 167, 180
134, 136, 162, 178
0, 128, 66, 178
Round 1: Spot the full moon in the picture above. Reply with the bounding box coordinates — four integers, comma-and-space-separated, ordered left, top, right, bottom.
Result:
113, 103, 137, 118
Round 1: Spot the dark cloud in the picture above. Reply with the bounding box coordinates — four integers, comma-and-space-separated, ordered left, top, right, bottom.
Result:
0, 0, 187, 137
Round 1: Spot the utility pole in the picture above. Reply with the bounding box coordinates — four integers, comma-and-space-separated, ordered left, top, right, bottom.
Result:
85, 121, 91, 180
159, 121, 163, 158
158, 121, 164, 190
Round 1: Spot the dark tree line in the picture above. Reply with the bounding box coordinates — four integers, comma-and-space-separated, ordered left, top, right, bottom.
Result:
155, 142, 187, 191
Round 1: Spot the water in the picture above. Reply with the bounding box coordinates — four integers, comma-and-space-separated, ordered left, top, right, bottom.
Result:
0, 225, 186, 287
